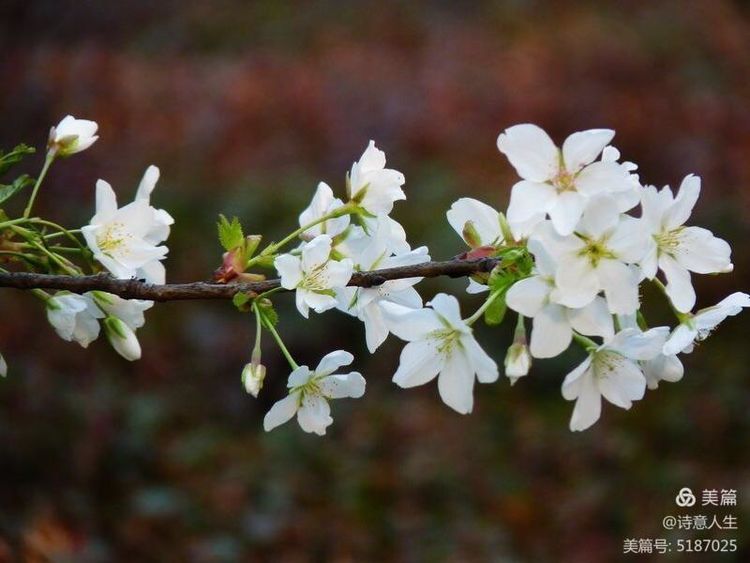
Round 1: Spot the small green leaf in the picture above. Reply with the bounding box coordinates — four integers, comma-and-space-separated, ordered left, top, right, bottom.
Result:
0, 144, 36, 176
217, 214, 245, 251
484, 291, 507, 326
232, 292, 253, 312
0, 174, 34, 205
256, 299, 279, 326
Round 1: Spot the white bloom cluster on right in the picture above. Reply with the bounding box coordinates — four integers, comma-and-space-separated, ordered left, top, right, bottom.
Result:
435, 123, 747, 431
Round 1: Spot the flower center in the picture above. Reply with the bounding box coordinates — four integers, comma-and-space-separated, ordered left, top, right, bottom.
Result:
299, 265, 331, 292
552, 169, 577, 193
429, 327, 461, 357
578, 237, 616, 267
593, 350, 628, 378
654, 227, 683, 256
96, 222, 132, 254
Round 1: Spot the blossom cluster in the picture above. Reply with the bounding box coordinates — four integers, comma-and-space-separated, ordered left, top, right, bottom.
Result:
0, 116, 746, 436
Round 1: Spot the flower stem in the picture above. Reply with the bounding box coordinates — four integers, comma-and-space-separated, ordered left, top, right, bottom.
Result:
651, 277, 689, 322
23, 150, 56, 219
572, 332, 599, 352
247, 203, 357, 268
465, 288, 504, 326
257, 307, 299, 370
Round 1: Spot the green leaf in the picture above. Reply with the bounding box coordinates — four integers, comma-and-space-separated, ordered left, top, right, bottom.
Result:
256, 299, 279, 326
484, 291, 507, 326
0, 174, 34, 205
217, 214, 245, 251
0, 144, 36, 176
232, 292, 253, 312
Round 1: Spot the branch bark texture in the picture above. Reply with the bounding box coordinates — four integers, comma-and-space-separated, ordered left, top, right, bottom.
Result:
0, 258, 499, 302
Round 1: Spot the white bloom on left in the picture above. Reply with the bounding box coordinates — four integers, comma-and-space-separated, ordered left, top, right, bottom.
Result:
0, 352, 7, 377
82, 166, 174, 284
275, 235, 354, 318
640, 175, 733, 313
498, 124, 635, 236
46, 292, 104, 347
562, 327, 669, 431
48, 115, 99, 156
382, 294, 499, 414
347, 140, 406, 215
263, 350, 366, 435
663, 292, 750, 355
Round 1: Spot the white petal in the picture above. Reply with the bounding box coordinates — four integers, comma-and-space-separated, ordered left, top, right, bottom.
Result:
507, 180, 556, 224
568, 296, 615, 339
361, 304, 390, 352
392, 340, 443, 388
663, 174, 700, 229
427, 293, 464, 329
497, 124, 559, 182
319, 371, 366, 399
659, 254, 695, 313
644, 354, 684, 390
297, 394, 333, 435
135, 165, 160, 202
608, 327, 669, 360
437, 348, 475, 414
94, 179, 118, 219
596, 353, 645, 408
446, 197, 503, 247
274, 254, 303, 289
462, 335, 499, 383
466, 278, 490, 294
674, 227, 732, 274
314, 350, 354, 376
597, 259, 640, 315
529, 303, 573, 358
263, 394, 299, 431
663, 324, 698, 356
505, 276, 550, 318
548, 191, 585, 236
288, 365, 313, 387
575, 161, 634, 196
553, 256, 599, 309
301, 235, 332, 271
302, 289, 338, 314
568, 370, 602, 431
561, 356, 593, 400
562, 129, 615, 172
380, 302, 442, 341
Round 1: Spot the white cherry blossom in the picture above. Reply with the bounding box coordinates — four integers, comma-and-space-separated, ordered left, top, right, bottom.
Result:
82, 166, 173, 284
263, 350, 365, 435
562, 327, 669, 431
102, 316, 141, 361
48, 115, 99, 156
347, 140, 405, 215
530, 197, 647, 314
504, 341, 531, 383
498, 124, 634, 236
663, 292, 750, 355
506, 240, 614, 358
46, 292, 104, 347
275, 235, 353, 318
336, 216, 429, 352
382, 294, 499, 414
299, 181, 350, 239
640, 175, 733, 312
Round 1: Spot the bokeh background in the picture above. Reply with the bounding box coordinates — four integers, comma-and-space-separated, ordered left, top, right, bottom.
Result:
1, 1, 749, 561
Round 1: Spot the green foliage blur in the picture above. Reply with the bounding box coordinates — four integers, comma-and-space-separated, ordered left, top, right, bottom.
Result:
1, 1, 749, 561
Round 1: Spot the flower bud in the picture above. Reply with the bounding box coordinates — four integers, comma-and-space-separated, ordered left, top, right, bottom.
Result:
241, 361, 266, 398
461, 220, 483, 249
505, 342, 531, 384
0, 353, 7, 377
48, 115, 99, 157
103, 316, 142, 361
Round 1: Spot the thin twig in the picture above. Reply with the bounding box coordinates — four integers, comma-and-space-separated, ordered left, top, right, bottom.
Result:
0, 258, 499, 302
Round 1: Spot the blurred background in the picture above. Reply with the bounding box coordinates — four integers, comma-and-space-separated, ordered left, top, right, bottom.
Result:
1, 1, 749, 561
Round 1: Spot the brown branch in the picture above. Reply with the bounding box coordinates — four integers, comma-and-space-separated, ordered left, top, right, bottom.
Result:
0, 258, 499, 302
